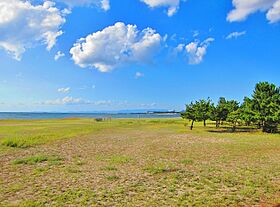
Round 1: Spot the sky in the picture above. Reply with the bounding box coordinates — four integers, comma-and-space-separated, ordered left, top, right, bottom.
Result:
0, 0, 280, 112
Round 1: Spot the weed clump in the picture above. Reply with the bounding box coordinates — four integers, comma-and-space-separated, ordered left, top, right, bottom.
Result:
12, 155, 63, 165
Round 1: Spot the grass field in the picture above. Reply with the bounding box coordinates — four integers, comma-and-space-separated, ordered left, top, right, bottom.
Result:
0, 118, 279, 207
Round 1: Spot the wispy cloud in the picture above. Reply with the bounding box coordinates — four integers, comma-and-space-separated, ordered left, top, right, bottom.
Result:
226, 31, 246, 40
40, 96, 82, 105
58, 87, 71, 93
135, 72, 144, 79
38, 97, 156, 108
54, 51, 65, 61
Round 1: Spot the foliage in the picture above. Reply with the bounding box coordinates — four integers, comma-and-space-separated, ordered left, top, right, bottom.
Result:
182, 81, 279, 133
251, 82, 280, 133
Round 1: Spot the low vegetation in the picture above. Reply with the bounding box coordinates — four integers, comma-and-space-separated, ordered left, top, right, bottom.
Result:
0, 118, 279, 206
12, 155, 62, 165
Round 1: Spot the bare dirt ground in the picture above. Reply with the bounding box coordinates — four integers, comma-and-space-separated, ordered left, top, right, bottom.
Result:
0, 119, 280, 206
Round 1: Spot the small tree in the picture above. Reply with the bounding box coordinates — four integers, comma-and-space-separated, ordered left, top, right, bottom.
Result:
195, 98, 212, 127
251, 82, 280, 133
239, 97, 255, 126
227, 109, 241, 132
181, 102, 197, 130
209, 103, 220, 128
210, 97, 239, 127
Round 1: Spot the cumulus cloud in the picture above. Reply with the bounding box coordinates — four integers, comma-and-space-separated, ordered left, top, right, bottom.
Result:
100, 0, 110, 11
0, 0, 67, 60
56, 0, 110, 10
227, 0, 280, 23
54, 51, 65, 60
141, 0, 182, 16
226, 31, 246, 40
58, 87, 70, 93
135, 72, 144, 79
175, 43, 184, 52
70, 22, 162, 72
184, 38, 214, 65
267, 0, 280, 23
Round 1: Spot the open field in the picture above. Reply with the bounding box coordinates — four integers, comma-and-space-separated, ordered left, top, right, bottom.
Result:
0, 118, 279, 207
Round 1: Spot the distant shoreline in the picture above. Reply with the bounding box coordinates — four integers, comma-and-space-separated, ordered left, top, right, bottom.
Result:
0, 112, 181, 120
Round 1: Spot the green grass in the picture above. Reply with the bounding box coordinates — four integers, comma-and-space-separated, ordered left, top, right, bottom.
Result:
0, 118, 279, 206
0, 119, 109, 150
181, 159, 194, 165
12, 155, 62, 165
96, 154, 132, 164
105, 175, 120, 181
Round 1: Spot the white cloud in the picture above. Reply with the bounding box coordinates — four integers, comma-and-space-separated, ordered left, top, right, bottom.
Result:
267, 0, 280, 23
0, 0, 67, 60
58, 87, 70, 93
40, 97, 113, 106
227, 0, 280, 23
226, 31, 246, 40
101, 0, 110, 11
141, 0, 182, 16
175, 43, 184, 52
192, 30, 199, 38
54, 51, 65, 60
135, 72, 144, 79
56, 0, 110, 11
70, 22, 162, 72
42, 96, 82, 105
185, 38, 214, 65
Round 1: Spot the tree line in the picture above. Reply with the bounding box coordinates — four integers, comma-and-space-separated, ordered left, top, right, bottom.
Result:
181, 82, 280, 133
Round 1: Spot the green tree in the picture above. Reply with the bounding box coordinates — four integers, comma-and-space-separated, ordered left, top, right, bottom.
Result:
210, 97, 239, 127
209, 103, 220, 128
195, 98, 212, 127
181, 102, 197, 130
227, 109, 241, 132
239, 97, 255, 126
251, 82, 280, 133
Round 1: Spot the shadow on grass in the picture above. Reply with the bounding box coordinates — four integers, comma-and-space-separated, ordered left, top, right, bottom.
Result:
207, 126, 260, 134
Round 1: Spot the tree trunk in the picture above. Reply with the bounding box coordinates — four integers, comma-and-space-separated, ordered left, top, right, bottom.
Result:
190, 120, 194, 130
203, 120, 206, 127
216, 120, 220, 128
232, 123, 236, 132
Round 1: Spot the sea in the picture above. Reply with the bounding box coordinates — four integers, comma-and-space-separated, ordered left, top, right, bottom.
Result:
0, 112, 181, 120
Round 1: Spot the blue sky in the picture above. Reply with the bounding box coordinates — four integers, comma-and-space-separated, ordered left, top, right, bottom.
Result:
0, 0, 280, 112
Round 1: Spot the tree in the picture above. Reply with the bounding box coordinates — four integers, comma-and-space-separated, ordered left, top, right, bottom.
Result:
227, 109, 241, 132
251, 82, 280, 133
210, 97, 239, 127
209, 103, 220, 128
181, 102, 197, 130
239, 97, 255, 126
195, 98, 212, 127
